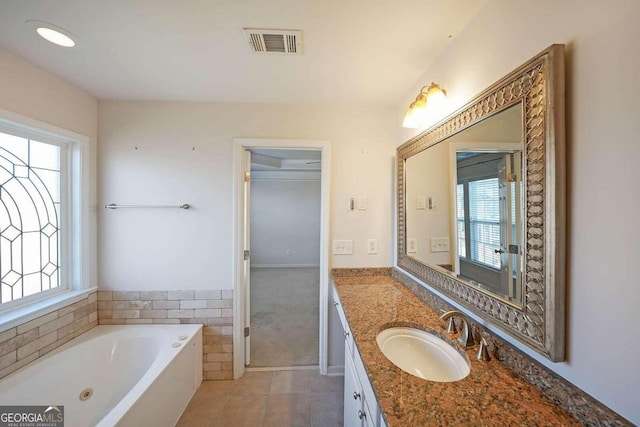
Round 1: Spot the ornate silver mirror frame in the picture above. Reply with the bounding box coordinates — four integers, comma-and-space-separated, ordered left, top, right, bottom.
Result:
397, 44, 566, 361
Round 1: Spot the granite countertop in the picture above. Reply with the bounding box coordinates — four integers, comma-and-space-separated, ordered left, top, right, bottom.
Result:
333, 275, 579, 426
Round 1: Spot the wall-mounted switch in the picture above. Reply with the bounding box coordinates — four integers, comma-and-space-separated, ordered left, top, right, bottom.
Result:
357, 196, 367, 210
333, 239, 354, 255
407, 238, 417, 253
430, 237, 449, 252
367, 239, 378, 254
416, 196, 426, 210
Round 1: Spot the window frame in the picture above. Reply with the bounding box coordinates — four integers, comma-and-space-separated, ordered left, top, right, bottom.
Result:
0, 109, 92, 324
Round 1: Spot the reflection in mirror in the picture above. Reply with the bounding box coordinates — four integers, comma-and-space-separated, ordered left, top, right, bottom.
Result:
397, 45, 565, 361
405, 103, 524, 306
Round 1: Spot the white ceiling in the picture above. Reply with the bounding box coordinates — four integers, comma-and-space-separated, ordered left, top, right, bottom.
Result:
251, 149, 321, 171
0, 1, 487, 106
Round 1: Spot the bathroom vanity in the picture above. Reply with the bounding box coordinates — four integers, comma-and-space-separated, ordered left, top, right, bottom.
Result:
334, 286, 385, 427
331, 44, 629, 427
332, 272, 578, 426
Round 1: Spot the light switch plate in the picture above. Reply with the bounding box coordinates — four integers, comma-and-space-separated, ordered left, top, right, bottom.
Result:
416, 196, 426, 210
333, 239, 353, 255
357, 196, 367, 210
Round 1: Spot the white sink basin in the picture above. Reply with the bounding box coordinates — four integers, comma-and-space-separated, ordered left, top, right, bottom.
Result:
376, 327, 470, 382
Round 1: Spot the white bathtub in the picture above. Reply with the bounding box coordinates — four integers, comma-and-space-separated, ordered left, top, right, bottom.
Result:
0, 324, 203, 427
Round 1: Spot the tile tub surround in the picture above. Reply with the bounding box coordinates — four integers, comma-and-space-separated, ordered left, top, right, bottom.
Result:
0, 291, 98, 380
97, 290, 233, 380
332, 269, 632, 426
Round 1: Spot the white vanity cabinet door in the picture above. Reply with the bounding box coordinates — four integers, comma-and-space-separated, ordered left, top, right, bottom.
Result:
344, 346, 376, 427
364, 409, 375, 427
344, 349, 365, 427
333, 287, 354, 357
353, 346, 379, 427
334, 285, 383, 427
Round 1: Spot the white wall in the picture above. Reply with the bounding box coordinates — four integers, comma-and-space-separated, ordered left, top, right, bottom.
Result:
251, 179, 321, 267
405, 142, 452, 266
0, 48, 98, 288
98, 102, 395, 291
395, 0, 640, 422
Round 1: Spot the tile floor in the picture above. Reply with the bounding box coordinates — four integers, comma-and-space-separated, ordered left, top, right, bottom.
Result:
177, 369, 344, 427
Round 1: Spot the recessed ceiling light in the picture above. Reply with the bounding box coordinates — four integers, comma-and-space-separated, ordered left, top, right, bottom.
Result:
26, 20, 77, 48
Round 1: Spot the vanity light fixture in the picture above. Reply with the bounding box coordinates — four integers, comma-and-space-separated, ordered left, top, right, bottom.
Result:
402, 83, 446, 128
27, 20, 77, 47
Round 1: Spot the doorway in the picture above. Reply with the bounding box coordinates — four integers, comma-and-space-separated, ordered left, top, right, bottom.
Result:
249, 149, 321, 367
233, 139, 331, 379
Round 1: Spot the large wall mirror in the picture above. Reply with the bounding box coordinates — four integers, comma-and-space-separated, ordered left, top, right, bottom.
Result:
397, 45, 566, 361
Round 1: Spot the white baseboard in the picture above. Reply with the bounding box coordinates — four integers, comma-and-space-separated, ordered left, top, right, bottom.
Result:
326, 365, 345, 376
251, 264, 320, 268
246, 365, 319, 372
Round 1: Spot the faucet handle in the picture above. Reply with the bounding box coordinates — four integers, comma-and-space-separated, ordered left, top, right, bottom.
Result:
458, 323, 475, 348
475, 327, 491, 361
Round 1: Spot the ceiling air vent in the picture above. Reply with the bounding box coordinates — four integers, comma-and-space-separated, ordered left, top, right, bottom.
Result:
243, 28, 302, 55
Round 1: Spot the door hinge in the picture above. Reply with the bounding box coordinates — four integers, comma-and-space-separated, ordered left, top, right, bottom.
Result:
244, 327, 250, 337
244, 250, 250, 260
244, 172, 251, 182
507, 173, 518, 182
508, 244, 519, 254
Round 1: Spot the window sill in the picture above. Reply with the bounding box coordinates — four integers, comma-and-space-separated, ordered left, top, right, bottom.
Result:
0, 287, 98, 334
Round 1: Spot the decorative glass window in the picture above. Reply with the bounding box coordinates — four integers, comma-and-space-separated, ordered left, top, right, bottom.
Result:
0, 130, 67, 307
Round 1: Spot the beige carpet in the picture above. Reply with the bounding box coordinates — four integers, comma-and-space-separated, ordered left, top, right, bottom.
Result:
249, 267, 319, 367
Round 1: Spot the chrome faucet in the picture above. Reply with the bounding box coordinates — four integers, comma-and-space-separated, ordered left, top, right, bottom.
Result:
440, 310, 475, 348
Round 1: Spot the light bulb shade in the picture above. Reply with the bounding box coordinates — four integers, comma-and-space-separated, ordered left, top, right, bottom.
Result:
426, 84, 446, 109
402, 94, 427, 128
402, 107, 416, 129
401, 83, 447, 128
402, 104, 418, 128
409, 101, 429, 126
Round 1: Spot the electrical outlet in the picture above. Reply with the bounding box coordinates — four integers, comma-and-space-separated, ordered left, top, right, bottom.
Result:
430, 237, 450, 252
332, 239, 353, 255
367, 239, 378, 254
407, 238, 417, 253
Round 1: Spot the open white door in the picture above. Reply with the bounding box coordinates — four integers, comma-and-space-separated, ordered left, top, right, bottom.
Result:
498, 156, 510, 295
243, 149, 252, 366
499, 152, 523, 302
